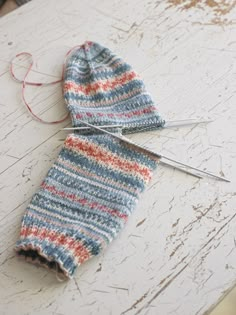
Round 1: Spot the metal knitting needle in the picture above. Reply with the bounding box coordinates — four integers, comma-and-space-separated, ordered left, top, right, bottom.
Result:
63, 119, 230, 182
63, 119, 212, 132
164, 119, 213, 128
166, 118, 210, 123
63, 124, 123, 131
155, 153, 230, 182
160, 161, 203, 179
131, 119, 213, 133
125, 137, 230, 182
63, 124, 200, 180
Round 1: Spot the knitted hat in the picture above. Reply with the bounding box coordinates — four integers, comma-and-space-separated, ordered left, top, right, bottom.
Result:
64, 41, 165, 134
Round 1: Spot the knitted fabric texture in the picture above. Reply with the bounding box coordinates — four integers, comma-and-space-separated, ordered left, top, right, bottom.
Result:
64, 41, 165, 134
15, 134, 159, 278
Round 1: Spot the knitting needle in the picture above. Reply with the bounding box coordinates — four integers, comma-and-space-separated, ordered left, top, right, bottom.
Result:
63, 119, 212, 132
67, 122, 202, 180
61, 126, 199, 179
63, 119, 230, 182
129, 119, 212, 133
166, 118, 209, 123
63, 129, 200, 180
164, 119, 213, 128
160, 161, 203, 179
123, 137, 230, 182
63, 124, 123, 131
160, 155, 230, 182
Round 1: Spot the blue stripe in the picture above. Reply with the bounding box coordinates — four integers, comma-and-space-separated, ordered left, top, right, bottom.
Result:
69, 106, 164, 133
80, 134, 158, 169
45, 174, 133, 213
26, 205, 113, 244
31, 193, 123, 232
69, 93, 154, 112
33, 191, 123, 238
65, 62, 131, 84
54, 153, 139, 198
22, 215, 104, 256
59, 147, 146, 191
47, 167, 136, 208
70, 99, 155, 115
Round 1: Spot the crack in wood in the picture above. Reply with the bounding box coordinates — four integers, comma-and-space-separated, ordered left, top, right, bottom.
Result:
136, 218, 147, 227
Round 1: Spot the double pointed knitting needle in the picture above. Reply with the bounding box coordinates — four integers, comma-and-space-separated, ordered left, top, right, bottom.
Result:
164, 119, 213, 128
160, 161, 202, 179
62, 124, 200, 180
62, 119, 230, 182
63, 119, 212, 132
63, 124, 123, 131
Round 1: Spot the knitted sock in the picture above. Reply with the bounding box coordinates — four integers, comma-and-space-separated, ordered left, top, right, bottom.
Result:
15, 41, 162, 278
15, 133, 159, 278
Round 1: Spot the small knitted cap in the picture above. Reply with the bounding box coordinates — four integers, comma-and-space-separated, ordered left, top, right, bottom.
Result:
64, 41, 165, 134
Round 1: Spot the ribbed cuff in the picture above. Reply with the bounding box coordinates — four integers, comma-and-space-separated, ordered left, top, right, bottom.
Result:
15, 224, 90, 278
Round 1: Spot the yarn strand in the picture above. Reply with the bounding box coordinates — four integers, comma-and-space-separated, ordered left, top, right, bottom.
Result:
10, 48, 81, 125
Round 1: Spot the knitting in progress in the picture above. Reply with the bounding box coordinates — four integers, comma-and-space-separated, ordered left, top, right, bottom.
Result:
64, 41, 165, 134
15, 41, 164, 279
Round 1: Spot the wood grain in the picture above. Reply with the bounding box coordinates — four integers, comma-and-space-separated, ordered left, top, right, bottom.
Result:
0, 1, 236, 314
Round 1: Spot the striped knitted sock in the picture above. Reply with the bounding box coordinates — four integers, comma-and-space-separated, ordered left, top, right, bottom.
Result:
15, 134, 159, 278
64, 41, 165, 134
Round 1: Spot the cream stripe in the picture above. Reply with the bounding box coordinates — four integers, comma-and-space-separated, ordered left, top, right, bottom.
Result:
57, 157, 138, 198
65, 138, 150, 183
29, 203, 115, 244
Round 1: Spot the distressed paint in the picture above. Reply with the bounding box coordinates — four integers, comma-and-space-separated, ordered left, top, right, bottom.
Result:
0, 0, 236, 315
167, 0, 236, 24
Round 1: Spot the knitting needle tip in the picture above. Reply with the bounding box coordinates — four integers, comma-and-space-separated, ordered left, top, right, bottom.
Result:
160, 161, 203, 179
161, 154, 230, 183
164, 119, 213, 128
62, 124, 123, 131
61, 119, 230, 183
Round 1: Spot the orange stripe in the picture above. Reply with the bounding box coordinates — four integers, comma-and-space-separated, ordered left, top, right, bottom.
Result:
26, 211, 108, 248
65, 135, 152, 182
64, 70, 138, 95
75, 105, 156, 120
66, 86, 146, 107
20, 226, 90, 263
41, 182, 128, 221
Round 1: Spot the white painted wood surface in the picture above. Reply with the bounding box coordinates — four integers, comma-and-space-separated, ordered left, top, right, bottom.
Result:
0, 1, 236, 314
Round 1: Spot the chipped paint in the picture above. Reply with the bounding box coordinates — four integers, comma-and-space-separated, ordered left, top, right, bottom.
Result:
167, 0, 236, 24
1, 0, 236, 315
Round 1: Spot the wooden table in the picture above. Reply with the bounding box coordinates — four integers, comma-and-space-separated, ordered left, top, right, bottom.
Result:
0, 1, 236, 314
